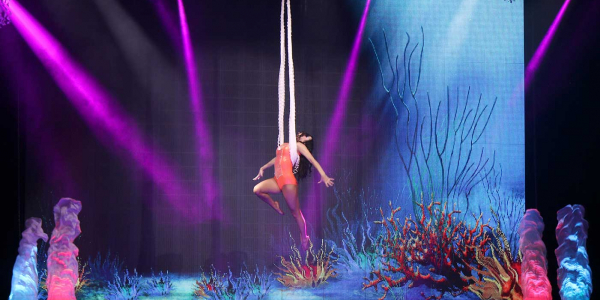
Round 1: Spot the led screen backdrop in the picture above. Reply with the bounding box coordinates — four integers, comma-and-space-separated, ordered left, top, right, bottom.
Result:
0, 0, 523, 299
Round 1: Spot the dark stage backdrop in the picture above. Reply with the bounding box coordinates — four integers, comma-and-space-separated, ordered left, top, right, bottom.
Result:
0, 0, 376, 272
524, 0, 600, 298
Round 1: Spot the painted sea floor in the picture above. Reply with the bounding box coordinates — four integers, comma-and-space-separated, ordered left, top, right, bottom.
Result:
77, 273, 480, 300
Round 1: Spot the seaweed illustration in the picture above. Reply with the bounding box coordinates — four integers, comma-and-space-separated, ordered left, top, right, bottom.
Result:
483, 166, 524, 255
370, 27, 497, 213
365, 26, 523, 299
240, 265, 273, 299
325, 177, 383, 279
146, 270, 174, 296
105, 269, 145, 300
194, 266, 250, 300
86, 251, 125, 285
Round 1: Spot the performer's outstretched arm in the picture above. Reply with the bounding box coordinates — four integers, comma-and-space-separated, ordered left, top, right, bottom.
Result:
296, 143, 334, 187
253, 157, 276, 180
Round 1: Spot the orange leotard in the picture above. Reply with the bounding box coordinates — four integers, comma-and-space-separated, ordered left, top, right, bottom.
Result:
274, 143, 298, 189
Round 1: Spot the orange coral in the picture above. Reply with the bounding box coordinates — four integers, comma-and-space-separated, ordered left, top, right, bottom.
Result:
463, 227, 522, 300
274, 239, 338, 288
75, 258, 90, 294
193, 276, 218, 298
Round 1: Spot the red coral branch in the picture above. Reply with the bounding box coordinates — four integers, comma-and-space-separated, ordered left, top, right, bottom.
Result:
364, 197, 496, 299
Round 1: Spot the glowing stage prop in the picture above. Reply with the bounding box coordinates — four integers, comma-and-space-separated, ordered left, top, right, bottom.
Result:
556, 205, 592, 300
0, 0, 9, 28
277, 0, 299, 168
518, 209, 552, 300
9, 218, 48, 300
47, 198, 82, 300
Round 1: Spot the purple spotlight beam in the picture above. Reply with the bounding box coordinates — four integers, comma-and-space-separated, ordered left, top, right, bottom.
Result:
319, 0, 371, 171
305, 0, 371, 226
10, 1, 208, 221
525, 0, 571, 89
177, 0, 220, 216
152, 0, 182, 54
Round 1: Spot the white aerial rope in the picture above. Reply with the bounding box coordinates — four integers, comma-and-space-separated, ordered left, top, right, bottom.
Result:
277, 0, 286, 150
277, 0, 300, 170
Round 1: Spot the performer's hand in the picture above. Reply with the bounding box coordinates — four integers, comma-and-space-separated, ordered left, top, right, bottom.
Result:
318, 176, 335, 187
253, 168, 264, 181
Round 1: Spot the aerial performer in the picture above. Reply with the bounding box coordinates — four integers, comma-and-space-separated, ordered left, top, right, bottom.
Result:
252, 0, 334, 251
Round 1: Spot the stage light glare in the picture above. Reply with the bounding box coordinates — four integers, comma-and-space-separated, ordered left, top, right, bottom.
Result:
93, 0, 177, 90
152, 0, 181, 53
525, 0, 571, 89
319, 0, 371, 171
305, 0, 371, 225
177, 0, 220, 214
9, 0, 211, 221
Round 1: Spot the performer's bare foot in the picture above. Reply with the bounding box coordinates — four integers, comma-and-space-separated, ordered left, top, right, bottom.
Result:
301, 235, 310, 251
271, 201, 284, 215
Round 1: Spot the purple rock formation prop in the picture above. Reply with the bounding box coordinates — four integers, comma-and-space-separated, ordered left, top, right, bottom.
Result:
0, 0, 10, 28
9, 218, 49, 300
556, 205, 592, 300
518, 209, 552, 300
47, 198, 82, 300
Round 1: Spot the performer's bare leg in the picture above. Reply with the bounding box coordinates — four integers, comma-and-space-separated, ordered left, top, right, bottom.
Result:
253, 178, 284, 215
282, 184, 310, 250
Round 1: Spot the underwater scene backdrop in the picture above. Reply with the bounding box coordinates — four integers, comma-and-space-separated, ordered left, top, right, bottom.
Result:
2, 0, 525, 299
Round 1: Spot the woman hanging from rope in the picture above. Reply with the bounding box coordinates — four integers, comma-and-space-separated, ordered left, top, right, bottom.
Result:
253, 132, 334, 250
252, 0, 334, 251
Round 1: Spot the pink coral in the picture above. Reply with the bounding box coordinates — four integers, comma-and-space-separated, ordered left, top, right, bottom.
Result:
518, 209, 551, 300
47, 198, 82, 300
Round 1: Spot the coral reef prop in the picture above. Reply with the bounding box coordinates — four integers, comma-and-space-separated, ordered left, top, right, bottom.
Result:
38, 269, 48, 299
9, 217, 49, 300
556, 205, 592, 300
194, 266, 250, 300
105, 269, 144, 300
365, 199, 523, 300
38, 256, 89, 300
275, 238, 338, 288
465, 226, 523, 300
75, 257, 90, 296
518, 209, 551, 300
47, 198, 82, 300
193, 276, 216, 298
363, 200, 492, 299
240, 265, 273, 299
86, 250, 125, 284
146, 270, 174, 296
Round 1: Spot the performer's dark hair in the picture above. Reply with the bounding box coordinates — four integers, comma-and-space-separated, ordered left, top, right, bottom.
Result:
295, 132, 313, 181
